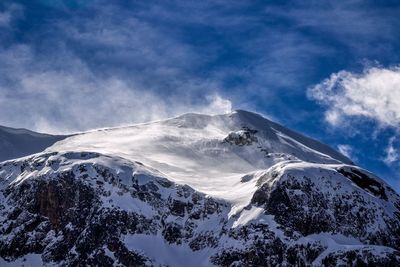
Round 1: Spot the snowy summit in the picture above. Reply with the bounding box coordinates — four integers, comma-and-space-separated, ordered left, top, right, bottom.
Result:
46, 110, 352, 211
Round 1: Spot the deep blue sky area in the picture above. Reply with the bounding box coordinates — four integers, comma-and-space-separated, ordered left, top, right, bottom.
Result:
0, 0, 399, 191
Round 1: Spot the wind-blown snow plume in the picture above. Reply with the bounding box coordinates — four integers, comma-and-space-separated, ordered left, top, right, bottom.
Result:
0, 44, 232, 133
337, 144, 354, 160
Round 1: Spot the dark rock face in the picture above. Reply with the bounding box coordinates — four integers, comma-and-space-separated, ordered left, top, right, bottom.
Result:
224, 127, 258, 146
210, 225, 400, 267
251, 166, 400, 250
0, 170, 151, 266
0, 152, 400, 266
0, 152, 229, 266
321, 248, 400, 267
337, 167, 388, 200
211, 225, 286, 267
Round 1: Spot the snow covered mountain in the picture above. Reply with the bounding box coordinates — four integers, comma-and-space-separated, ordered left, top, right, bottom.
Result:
0, 110, 399, 266
0, 125, 67, 162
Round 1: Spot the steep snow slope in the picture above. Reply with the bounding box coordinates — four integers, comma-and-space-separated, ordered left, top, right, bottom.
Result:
1, 110, 399, 266
0, 125, 67, 162
47, 110, 352, 212
0, 151, 399, 266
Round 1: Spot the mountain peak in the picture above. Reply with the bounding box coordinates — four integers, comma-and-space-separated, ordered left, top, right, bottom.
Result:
1, 111, 399, 266
232, 108, 267, 118
42, 108, 354, 209
165, 109, 352, 165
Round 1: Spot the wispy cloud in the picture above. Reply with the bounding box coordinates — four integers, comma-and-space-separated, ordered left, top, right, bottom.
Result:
0, 0, 324, 132
384, 137, 399, 165
0, 1, 237, 133
0, 3, 22, 28
265, 1, 400, 55
0, 43, 231, 133
1, 0, 400, 135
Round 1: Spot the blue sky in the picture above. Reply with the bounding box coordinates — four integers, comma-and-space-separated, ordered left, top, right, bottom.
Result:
0, 0, 399, 191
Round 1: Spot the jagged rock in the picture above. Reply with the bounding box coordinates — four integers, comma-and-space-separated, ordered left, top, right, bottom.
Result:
223, 127, 258, 146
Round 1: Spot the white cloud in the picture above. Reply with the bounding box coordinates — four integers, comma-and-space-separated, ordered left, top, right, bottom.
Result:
384, 137, 399, 165
337, 144, 354, 160
308, 66, 400, 127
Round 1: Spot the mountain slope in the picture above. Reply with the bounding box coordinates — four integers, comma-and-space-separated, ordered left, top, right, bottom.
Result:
0, 125, 68, 162
46, 110, 353, 212
0, 110, 399, 266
